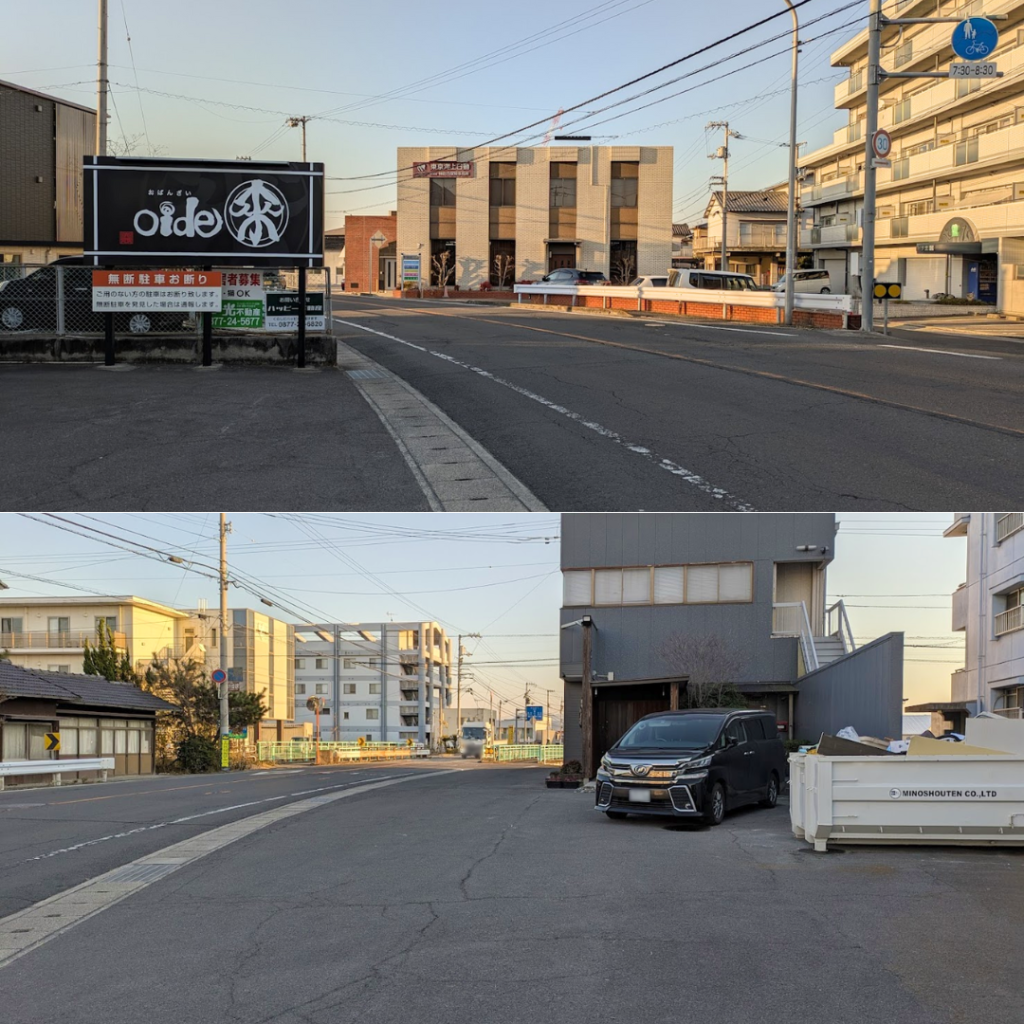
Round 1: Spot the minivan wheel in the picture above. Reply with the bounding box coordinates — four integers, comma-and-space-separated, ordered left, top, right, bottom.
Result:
605, 811, 628, 820
761, 773, 779, 808
819, 287, 831, 294
704, 783, 726, 826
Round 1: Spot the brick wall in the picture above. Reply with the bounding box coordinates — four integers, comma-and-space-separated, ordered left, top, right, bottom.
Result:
344, 214, 397, 292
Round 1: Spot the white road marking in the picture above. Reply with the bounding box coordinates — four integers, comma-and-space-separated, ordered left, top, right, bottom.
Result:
877, 344, 1001, 361
694, 324, 797, 338
23, 773, 415, 863
0, 771, 457, 969
333, 318, 757, 511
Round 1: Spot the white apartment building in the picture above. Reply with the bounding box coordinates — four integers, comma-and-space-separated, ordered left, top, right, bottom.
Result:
800, 0, 1024, 310
397, 146, 673, 288
292, 622, 452, 746
945, 512, 1024, 715
0, 595, 194, 675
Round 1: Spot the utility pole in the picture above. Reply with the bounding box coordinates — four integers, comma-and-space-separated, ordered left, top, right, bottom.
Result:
859, 4, 1006, 334
498, 698, 503, 742
95, 0, 108, 156
580, 616, 593, 778
783, 1, 800, 327
861, 0, 882, 334
456, 633, 481, 746
219, 514, 230, 768
707, 122, 731, 271
287, 116, 309, 161
544, 688, 551, 745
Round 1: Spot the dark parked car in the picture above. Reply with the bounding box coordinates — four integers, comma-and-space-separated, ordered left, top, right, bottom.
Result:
0, 258, 187, 334
595, 709, 787, 825
540, 269, 608, 285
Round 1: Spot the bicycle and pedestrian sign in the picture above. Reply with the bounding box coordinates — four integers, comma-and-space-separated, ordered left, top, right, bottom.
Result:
949, 17, 999, 78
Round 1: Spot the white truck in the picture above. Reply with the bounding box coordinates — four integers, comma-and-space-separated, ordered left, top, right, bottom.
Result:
459, 721, 491, 759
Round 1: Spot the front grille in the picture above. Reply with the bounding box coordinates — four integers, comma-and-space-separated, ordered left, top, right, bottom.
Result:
606, 761, 680, 782
669, 786, 697, 813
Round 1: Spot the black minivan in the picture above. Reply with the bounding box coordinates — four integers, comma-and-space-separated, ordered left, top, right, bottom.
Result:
595, 709, 788, 825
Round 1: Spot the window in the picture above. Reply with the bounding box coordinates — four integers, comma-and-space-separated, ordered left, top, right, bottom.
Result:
893, 97, 911, 124
490, 240, 516, 286
295, 684, 306, 695
366, 708, 380, 720
549, 162, 577, 208
48, 616, 70, 641
47, 664, 71, 673
369, 683, 381, 694
209, 628, 217, 648
725, 720, 748, 745
745, 717, 766, 740
610, 162, 639, 208
343, 712, 350, 720
0, 617, 23, 644
315, 658, 327, 670
996, 586, 1024, 636
398, 630, 419, 649
956, 77, 981, 98
894, 41, 912, 67
343, 683, 356, 694
955, 138, 979, 166
489, 162, 516, 206
94, 615, 117, 634
429, 177, 456, 207
344, 658, 357, 669
892, 158, 910, 181
316, 684, 327, 695
295, 658, 306, 669
430, 239, 456, 286
566, 563, 753, 606
369, 659, 380, 669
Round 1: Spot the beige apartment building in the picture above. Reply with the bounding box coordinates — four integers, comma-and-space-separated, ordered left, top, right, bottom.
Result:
0, 596, 295, 736
800, 0, 1024, 310
396, 145, 673, 288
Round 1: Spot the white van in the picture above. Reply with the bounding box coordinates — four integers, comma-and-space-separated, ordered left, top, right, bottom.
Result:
773, 269, 832, 294
668, 270, 760, 291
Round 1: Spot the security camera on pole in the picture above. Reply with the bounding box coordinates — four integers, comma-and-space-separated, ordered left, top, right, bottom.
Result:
860, 2, 1005, 333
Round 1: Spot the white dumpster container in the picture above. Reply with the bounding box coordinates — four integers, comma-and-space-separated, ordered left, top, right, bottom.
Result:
799, 753, 1024, 852
788, 753, 806, 839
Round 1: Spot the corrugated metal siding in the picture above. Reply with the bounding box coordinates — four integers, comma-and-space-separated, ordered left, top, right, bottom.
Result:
0, 86, 57, 243
55, 103, 93, 242
562, 681, 582, 764
794, 633, 904, 743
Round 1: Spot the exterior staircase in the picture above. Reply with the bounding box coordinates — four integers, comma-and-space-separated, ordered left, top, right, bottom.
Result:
772, 599, 856, 675
812, 635, 847, 668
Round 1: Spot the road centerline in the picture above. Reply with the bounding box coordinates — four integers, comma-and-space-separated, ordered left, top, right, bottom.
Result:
877, 344, 1002, 361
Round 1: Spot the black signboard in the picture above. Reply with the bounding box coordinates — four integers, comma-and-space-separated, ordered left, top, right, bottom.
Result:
83, 157, 324, 267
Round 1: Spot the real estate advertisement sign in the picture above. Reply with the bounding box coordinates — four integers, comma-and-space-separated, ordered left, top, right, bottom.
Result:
83, 157, 325, 267
265, 292, 325, 330
401, 255, 421, 289
91, 269, 223, 311
412, 161, 473, 178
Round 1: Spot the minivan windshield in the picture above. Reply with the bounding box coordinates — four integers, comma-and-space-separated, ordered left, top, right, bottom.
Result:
461, 727, 486, 740
614, 714, 723, 750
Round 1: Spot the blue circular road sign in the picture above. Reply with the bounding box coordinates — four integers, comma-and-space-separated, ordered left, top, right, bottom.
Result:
212, 668, 227, 684
951, 17, 999, 60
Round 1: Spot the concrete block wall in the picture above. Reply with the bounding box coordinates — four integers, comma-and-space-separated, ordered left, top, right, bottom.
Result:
637, 146, 673, 277
577, 147, 609, 275
515, 147, 549, 281
455, 148, 489, 289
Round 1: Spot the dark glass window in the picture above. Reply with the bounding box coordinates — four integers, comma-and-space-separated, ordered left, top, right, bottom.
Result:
549, 162, 577, 208
430, 178, 456, 207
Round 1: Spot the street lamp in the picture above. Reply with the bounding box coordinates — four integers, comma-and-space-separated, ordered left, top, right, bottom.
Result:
783, 0, 800, 327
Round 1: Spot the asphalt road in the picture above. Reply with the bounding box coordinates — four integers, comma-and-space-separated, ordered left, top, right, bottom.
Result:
333, 295, 1024, 511
3, 763, 1023, 1024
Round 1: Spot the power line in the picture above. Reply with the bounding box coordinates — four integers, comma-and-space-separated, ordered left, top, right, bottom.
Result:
118, 1, 152, 156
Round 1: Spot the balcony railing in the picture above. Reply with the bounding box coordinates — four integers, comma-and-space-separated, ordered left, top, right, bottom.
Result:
0, 629, 126, 651
995, 605, 1024, 637
996, 513, 1024, 543
993, 707, 1022, 719
952, 584, 968, 632
772, 602, 819, 673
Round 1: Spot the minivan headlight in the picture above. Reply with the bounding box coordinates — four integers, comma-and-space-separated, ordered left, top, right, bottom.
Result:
681, 755, 712, 771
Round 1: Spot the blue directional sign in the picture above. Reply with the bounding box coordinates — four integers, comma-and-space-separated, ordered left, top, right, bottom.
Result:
951, 18, 999, 61
525, 705, 543, 721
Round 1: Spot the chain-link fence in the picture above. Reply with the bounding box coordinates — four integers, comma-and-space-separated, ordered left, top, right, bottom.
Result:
0, 263, 332, 338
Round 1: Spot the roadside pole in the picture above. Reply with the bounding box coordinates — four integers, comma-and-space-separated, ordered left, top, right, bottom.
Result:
95, 0, 107, 156
861, 0, 882, 334
783, 0, 799, 327
219, 513, 230, 770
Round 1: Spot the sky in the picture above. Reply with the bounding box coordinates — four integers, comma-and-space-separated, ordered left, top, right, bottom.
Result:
3, 0, 866, 229
0, 512, 965, 718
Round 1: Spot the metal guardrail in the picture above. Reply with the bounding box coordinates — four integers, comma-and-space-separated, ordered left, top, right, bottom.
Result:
826, 600, 856, 654
0, 757, 115, 790
995, 606, 1024, 637
255, 741, 411, 763
487, 744, 564, 764
772, 602, 819, 673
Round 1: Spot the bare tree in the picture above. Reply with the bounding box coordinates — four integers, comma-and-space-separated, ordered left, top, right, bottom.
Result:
493, 253, 514, 289
432, 250, 455, 297
659, 632, 746, 709
612, 251, 637, 285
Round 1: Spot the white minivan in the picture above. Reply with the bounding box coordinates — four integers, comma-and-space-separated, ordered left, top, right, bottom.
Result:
668, 270, 760, 291
773, 269, 832, 294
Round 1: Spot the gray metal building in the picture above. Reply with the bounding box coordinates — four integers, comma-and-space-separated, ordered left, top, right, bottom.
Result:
559, 513, 903, 773
1, 79, 95, 263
